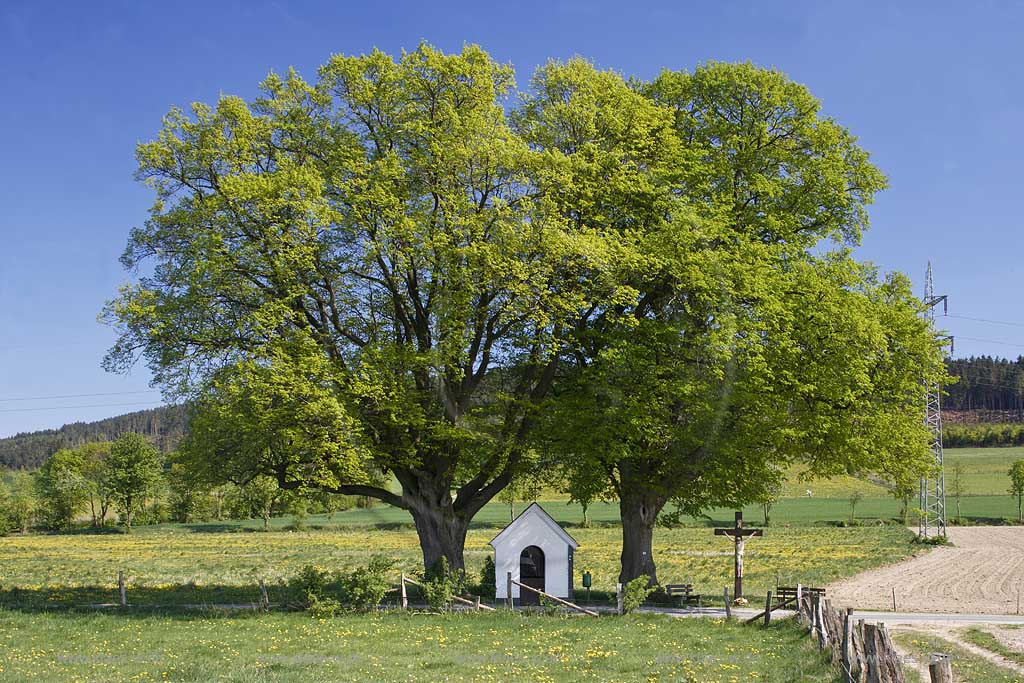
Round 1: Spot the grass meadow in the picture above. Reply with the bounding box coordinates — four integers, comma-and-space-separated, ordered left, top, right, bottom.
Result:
0, 610, 840, 683
0, 520, 919, 610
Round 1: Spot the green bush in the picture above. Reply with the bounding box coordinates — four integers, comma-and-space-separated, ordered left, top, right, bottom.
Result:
477, 556, 496, 597
422, 557, 458, 612
289, 564, 334, 608
621, 576, 655, 614
913, 534, 950, 546
307, 594, 342, 618
339, 557, 394, 611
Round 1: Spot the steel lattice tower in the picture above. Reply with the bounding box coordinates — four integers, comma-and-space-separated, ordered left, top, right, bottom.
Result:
919, 262, 948, 539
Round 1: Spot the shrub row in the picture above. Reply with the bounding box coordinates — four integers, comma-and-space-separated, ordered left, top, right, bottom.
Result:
288, 556, 498, 615
944, 423, 1024, 447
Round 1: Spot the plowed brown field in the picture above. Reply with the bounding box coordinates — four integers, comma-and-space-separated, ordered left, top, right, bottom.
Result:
828, 527, 1024, 614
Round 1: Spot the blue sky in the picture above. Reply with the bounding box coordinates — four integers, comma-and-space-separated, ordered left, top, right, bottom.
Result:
1, 0, 1023, 437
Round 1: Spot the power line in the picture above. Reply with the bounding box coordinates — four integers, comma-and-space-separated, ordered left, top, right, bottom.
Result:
944, 314, 1024, 328
0, 390, 160, 404
955, 336, 1024, 349
0, 401, 165, 414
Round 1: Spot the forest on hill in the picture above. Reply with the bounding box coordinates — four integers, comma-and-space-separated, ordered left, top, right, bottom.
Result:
944, 356, 1024, 413
0, 405, 187, 470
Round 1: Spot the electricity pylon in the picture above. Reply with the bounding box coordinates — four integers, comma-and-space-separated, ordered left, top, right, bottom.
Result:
919, 262, 949, 539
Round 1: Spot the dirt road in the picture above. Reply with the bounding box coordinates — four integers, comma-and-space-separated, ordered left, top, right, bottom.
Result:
828, 526, 1024, 614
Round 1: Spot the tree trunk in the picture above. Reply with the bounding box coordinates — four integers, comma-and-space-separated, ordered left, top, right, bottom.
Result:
408, 501, 470, 574
124, 494, 133, 532
618, 491, 666, 586
385, 454, 521, 575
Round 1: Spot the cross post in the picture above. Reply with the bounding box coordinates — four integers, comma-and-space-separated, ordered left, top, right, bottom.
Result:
714, 511, 763, 601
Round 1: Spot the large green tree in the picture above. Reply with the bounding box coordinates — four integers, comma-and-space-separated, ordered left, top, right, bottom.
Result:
540, 62, 946, 585
104, 44, 626, 571
104, 45, 946, 577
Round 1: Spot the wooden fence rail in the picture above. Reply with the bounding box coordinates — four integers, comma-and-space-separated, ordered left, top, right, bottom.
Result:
791, 592, 905, 683
400, 575, 496, 611
509, 575, 599, 617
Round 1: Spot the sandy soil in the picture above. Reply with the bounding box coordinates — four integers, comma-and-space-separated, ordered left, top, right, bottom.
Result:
828, 527, 1024, 614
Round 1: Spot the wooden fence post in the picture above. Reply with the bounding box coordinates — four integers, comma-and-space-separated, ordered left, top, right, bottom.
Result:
118, 570, 127, 608
400, 572, 408, 609
816, 594, 828, 650
877, 624, 906, 683
809, 594, 818, 638
863, 622, 881, 683
474, 596, 481, 611
507, 572, 514, 610
929, 653, 952, 683
616, 583, 624, 616
258, 579, 269, 612
842, 608, 854, 683
856, 619, 867, 683
810, 594, 818, 639
723, 587, 732, 620
763, 590, 773, 626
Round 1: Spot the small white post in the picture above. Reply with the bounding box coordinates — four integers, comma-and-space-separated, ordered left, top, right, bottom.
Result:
507, 572, 514, 609
401, 572, 408, 609
616, 583, 624, 616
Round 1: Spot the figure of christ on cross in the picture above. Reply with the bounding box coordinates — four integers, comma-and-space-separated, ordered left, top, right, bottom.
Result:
714, 511, 763, 603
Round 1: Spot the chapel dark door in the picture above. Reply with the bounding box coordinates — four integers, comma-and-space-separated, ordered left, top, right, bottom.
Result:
519, 546, 545, 605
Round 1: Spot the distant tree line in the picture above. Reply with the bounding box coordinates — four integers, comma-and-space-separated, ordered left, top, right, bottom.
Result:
0, 405, 187, 470
0, 432, 365, 536
945, 356, 1024, 412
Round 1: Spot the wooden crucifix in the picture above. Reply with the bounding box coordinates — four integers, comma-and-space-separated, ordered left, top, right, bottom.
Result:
714, 511, 763, 602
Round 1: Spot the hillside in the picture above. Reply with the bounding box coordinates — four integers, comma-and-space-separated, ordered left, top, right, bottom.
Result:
0, 405, 187, 470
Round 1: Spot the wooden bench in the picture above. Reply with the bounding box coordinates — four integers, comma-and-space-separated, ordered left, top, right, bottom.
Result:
664, 584, 702, 607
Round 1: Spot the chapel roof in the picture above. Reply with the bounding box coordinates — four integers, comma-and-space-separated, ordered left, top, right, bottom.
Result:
488, 502, 579, 549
